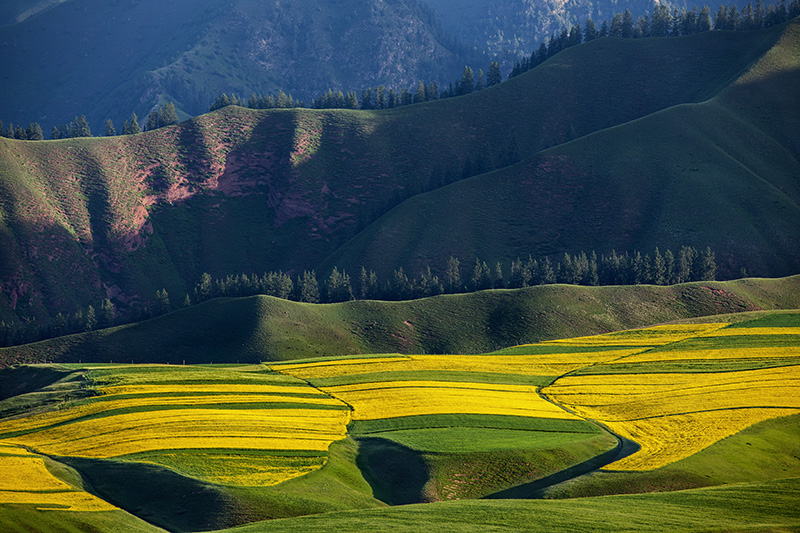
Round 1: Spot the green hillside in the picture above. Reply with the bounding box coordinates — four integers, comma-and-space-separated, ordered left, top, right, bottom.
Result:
2, 276, 798, 367
1, 24, 794, 325
322, 19, 800, 279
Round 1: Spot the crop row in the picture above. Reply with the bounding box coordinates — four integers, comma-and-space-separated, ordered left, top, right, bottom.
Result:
321, 380, 578, 421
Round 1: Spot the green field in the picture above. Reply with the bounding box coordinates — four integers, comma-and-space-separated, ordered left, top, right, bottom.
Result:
0, 309, 798, 530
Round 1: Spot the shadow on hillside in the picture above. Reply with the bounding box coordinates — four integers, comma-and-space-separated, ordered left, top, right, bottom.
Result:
483, 434, 640, 499
60, 456, 241, 532
355, 437, 430, 505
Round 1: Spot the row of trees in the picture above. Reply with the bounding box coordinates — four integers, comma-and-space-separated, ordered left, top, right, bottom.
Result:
185, 246, 718, 307
508, 0, 798, 78
2, 103, 180, 142
0, 120, 44, 140
210, 61, 504, 113
0, 246, 725, 348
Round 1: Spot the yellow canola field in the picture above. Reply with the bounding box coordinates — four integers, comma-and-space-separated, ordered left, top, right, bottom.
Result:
0, 450, 117, 511
604, 408, 800, 471
138, 453, 326, 487
99, 383, 331, 396
0, 389, 343, 437
619, 345, 800, 363
696, 327, 800, 337
541, 324, 729, 346
322, 380, 579, 421
544, 365, 800, 470
6, 408, 349, 457
277, 350, 645, 380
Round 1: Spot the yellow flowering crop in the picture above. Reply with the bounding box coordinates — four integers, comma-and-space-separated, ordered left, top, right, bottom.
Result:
322, 380, 578, 421
544, 365, 800, 469
696, 327, 800, 337
276, 350, 644, 380
603, 408, 800, 470
0, 451, 117, 511
619, 346, 800, 363
99, 383, 330, 396
541, 324, 729, 346
7, 408, 349, 457
0, 455, 73, 491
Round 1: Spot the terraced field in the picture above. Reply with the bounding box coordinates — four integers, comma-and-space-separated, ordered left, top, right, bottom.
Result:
0, 310, 798, 531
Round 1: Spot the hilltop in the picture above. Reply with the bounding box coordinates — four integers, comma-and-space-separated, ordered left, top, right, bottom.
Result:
0, 21, 798, 325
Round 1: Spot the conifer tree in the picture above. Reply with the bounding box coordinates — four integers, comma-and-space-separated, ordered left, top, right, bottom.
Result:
584, 18, 598, 40
26, 123, 43, 140
105, 119, 116, 136
446, 256, 461, 293
159, 102, 179, 127
414, 81, 426, 103
475, 69, 485, 91
460, 66, 475, 94
299, 271, 320, 303
487, 62, 502, 86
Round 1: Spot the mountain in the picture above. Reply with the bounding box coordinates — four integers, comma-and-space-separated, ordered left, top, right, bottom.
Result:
0, 21, 797, 325
0, 0, 479, 133
422, 0, 743, 57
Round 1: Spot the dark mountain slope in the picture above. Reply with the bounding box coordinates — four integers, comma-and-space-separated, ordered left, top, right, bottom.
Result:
0, 24, 792, 323
0, 0, 476, 132
321, 20, 800, 279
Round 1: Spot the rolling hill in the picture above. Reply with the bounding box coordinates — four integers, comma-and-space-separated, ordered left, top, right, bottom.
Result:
1, 275, 798, 367
1, 22, 796, 325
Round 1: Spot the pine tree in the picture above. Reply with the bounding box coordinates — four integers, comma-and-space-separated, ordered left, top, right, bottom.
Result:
446, 256, 461, 293
475, 69, 485, 91
26, 123, 43, 140
299, 271, 320, 303
493, 262, 505, 289
146, 109, 160, 131
700, 247, 717, 281
414, 81, 426, 103
99, 298, 115, 328
460, 66, 475, 94
487, 62, 502, 86
84, 305, 97, 332
105, 119, 116, 136
324, 267, 353, 302
74, 115, 91, 137
610, 12, 624, 37
584, 18, 598, 40
159, 102, 179, 126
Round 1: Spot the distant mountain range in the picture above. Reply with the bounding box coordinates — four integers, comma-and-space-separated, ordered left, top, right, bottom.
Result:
0, 0, 759, 134
1, 20, 798, 325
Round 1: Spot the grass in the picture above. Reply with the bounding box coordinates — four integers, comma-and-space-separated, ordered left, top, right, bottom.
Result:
212, 478, 800, 532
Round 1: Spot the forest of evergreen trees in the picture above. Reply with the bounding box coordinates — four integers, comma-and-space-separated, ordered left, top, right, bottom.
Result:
0, 246, 723, 348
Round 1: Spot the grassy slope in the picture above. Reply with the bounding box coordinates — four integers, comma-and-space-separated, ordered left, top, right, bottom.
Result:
2, 276, 799, 366
215, 478, 800, 532
321, 20, 800, 280
0, 25, 790, 323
